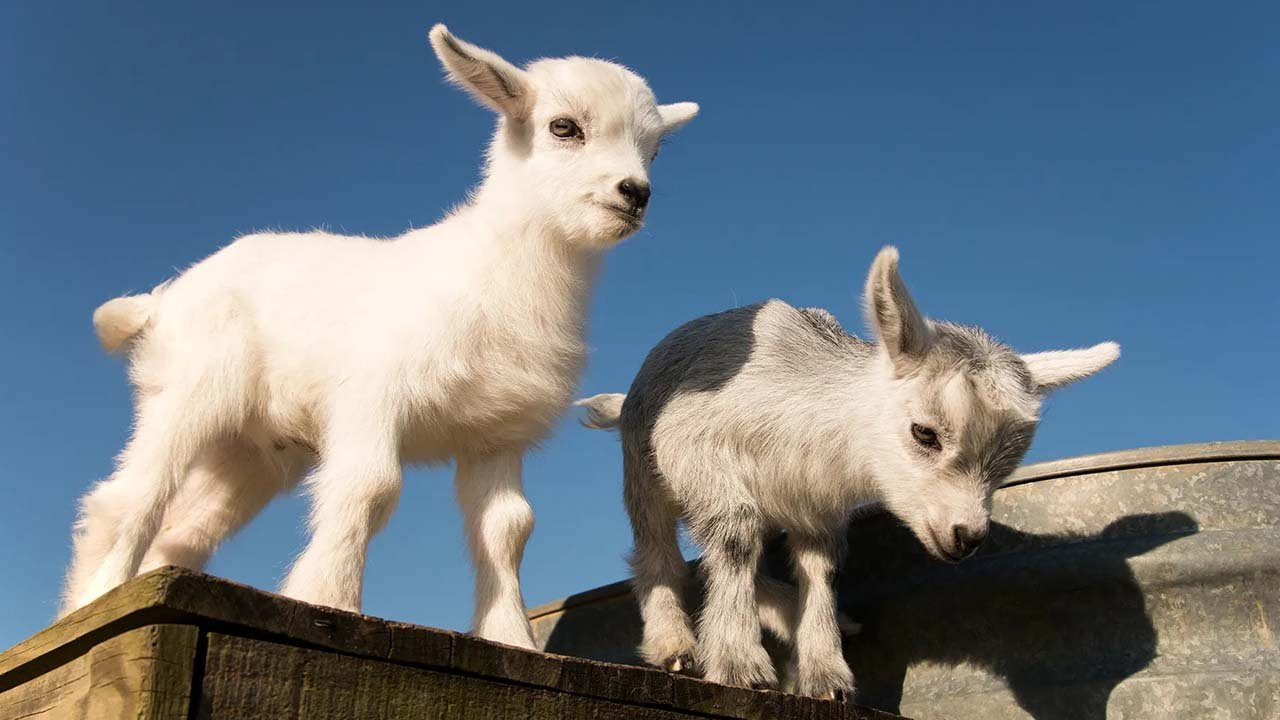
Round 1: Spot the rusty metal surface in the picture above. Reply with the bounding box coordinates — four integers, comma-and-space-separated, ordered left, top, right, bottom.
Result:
529, 440, 1280, 719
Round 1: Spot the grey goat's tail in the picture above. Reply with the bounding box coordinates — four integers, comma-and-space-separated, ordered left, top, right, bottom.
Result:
575, 393, 626, 430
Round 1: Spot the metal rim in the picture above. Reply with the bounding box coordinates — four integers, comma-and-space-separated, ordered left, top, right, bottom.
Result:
1001, 439, 1280, 488
527, 439, 1280, 621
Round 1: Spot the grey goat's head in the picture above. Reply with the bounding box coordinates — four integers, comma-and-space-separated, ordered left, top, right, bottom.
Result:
863, 247, 1119, 562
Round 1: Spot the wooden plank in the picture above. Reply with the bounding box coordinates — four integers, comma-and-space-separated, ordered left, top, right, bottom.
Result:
157, 569, 461, 669
673, 674, 903, 720
200, 632, 706, 720
0, 624, 198, 720
1, 569, 907, 719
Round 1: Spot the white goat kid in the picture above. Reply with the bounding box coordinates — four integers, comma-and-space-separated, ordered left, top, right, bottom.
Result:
578, 246, 1118, 697
61, 25, 698, 651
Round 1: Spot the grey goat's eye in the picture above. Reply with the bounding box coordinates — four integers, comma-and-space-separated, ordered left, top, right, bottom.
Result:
549, 118, 582, 139
911, 423, 941, 450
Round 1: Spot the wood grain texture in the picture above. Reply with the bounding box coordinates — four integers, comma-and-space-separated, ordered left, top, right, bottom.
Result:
201, 632, 703, 720
1, 569, 908, 719
0, 624, 198, 720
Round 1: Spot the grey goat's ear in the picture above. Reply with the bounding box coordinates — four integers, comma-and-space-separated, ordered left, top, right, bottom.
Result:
1021, 342, 1120, 392
429, 24, 535, 121
864, 246, 934, 371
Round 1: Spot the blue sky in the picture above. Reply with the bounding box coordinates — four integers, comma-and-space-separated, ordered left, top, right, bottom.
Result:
2, 1, 1277, 650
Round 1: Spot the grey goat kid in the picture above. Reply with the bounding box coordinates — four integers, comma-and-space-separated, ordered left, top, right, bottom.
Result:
576, 246, 1119, 699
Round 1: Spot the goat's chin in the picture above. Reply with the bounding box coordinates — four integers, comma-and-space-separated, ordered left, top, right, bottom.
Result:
593, 203, 644, 239
903, 519, 957, 563
609, 220, 643, 242
576, 217, 642, 250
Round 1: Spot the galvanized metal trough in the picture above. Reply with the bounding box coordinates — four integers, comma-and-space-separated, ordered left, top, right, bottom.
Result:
529, 440, 1280, 719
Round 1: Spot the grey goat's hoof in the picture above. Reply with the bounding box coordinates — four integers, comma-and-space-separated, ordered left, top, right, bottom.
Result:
663, 653, 694, 674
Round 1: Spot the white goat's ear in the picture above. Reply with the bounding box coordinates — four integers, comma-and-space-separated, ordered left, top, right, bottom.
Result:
1021, 342, 1120, 392
429, 24, 534, 121
864, 246, 933, 368
659, 102, 699, 134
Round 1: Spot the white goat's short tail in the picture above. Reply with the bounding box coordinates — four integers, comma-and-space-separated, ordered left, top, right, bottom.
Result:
92, 294, 154, 353
575, 393, 626, 430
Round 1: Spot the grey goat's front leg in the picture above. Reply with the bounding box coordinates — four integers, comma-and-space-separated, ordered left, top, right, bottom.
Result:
784, 532, 854, 700
693, 505, 777, 688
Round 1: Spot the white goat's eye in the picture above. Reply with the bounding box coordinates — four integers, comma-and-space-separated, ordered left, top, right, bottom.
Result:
911, 423, 941, 450
549, 118, 582, 139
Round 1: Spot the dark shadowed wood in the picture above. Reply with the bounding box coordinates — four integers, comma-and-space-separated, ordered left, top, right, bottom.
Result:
1, 568, 908, 719
0, 624, 198, 720
201, 633, 704, 720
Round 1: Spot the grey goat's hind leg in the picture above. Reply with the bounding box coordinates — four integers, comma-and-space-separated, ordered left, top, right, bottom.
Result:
624, 448, 696, 673
140, 438, 302, 573
785, 533, 854, 699
756, 574, 798, 644
757, 570, 862, 645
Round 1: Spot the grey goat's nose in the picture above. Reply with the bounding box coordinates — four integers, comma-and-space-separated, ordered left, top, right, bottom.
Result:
952, 525, 987, 559
617, 178, 651, 209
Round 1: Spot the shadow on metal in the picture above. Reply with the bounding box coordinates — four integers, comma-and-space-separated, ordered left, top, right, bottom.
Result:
839, 512, 1197, 719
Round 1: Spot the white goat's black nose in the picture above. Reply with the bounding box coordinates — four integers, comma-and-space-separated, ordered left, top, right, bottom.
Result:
952, 525, 987, 559
617, 178, 651, 210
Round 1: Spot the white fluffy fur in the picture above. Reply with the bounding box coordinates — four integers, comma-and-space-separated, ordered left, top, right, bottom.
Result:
61, 25, 697, 651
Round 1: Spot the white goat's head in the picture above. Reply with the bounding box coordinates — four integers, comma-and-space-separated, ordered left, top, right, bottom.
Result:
863, 247, 1119, 563
429, 25, 699, 250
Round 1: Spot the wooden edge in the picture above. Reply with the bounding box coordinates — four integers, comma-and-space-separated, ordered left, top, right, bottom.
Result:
528, 439, 1280, 621
0, 567, 906, 719
0, 623, 201, 720
0, 570, 175, 687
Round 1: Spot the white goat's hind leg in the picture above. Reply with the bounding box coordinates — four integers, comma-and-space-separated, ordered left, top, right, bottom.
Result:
62, 392, 222, 615
455, 450, 536, 650
62, 473, 134, 614
279, 429, 401, 613
138, 438, 298, 574
784, 534, 854, 700
624, 458, 695, 672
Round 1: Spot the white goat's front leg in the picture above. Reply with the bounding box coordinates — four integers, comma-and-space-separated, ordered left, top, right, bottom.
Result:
784, 533, 854, 700
455, 449, 537, 649
279, 427, 401, 613
693, 505, 776, 688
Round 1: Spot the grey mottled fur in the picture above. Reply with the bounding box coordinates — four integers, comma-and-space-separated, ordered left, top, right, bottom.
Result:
578, 246, 1119, 698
